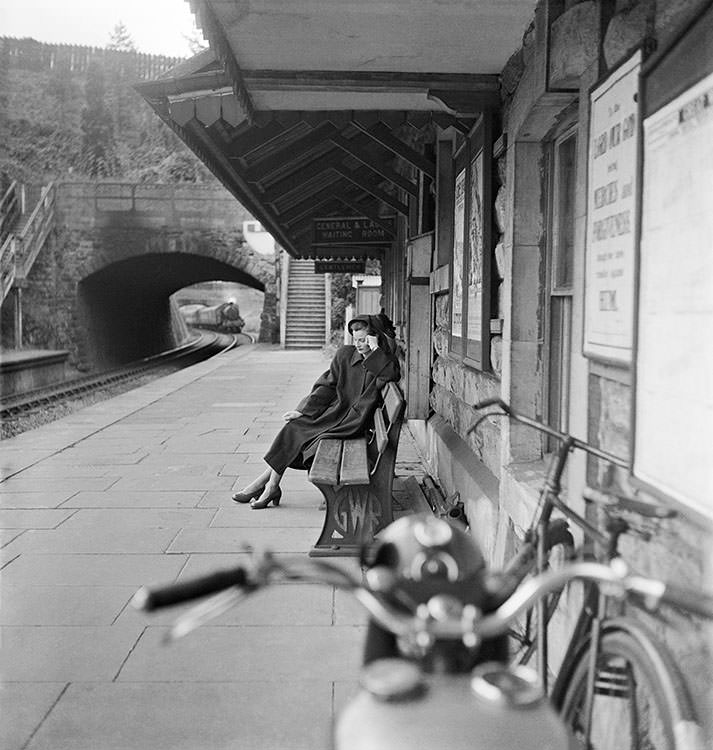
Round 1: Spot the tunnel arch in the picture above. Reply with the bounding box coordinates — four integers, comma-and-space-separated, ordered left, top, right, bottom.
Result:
76, 248, 276, 369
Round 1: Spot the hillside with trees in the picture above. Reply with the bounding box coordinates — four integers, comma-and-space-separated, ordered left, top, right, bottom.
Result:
0, 27, 214, 187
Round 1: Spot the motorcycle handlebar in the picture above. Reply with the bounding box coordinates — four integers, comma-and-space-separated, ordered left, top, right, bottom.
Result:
132, 567, 251, 612
133, 555, 713, 643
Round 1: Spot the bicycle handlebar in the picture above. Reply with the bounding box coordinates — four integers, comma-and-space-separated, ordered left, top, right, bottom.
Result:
132, 554, 713, 643
469, 398, 627, 468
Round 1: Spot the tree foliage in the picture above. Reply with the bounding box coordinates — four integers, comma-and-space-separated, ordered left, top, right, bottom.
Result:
80, 62, 120, 177
107, 22, 137, 52
0, 45, 213, 186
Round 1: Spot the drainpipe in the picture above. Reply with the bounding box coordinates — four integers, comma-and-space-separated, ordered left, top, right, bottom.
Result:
324, 272, 331, 345
280, 250, 289, 348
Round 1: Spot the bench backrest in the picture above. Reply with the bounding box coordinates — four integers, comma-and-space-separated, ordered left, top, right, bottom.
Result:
369, 382, 405, 475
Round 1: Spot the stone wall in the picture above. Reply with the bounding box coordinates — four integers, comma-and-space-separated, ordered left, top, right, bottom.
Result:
3, 182, 279, 370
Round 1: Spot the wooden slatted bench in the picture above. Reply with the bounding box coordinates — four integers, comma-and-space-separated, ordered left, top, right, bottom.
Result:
308, 382, 406, 556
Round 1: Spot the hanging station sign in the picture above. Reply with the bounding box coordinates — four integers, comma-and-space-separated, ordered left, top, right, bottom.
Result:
314, 260, 366, 274
312, 216, 394, 246
583, 50, 642, 364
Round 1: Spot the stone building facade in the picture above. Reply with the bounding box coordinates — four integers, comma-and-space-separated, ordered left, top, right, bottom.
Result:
406, 0, 713, 734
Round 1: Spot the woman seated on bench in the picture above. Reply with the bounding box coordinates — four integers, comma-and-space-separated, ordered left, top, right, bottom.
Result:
231, 313, 401, 509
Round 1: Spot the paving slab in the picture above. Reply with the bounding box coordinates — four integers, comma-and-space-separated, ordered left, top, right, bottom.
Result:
0, 490, 80, 509
56, 507, 217, 530
64, 490, 206, 508
24, 682, 333, 750
167, 526, 317, 554
0, 476, 120, 493
0, 584, 135, 626
118, 624, 365, 682
0, 683, 68, 750
211, 505, 322, 528
3, 526, 179, 554
2, 625, 144, 681
0, 552, 188, 586
0, 508, 75, 528
108, 474, 235, 492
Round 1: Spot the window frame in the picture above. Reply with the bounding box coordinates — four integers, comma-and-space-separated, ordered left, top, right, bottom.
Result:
545, 126, 578, 437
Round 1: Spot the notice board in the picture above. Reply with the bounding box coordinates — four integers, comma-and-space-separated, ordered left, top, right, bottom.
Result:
633, 4, 713, 523
584, 50, 641, 363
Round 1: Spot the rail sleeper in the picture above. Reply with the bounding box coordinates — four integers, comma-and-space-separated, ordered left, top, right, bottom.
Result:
308, 382, 406, 556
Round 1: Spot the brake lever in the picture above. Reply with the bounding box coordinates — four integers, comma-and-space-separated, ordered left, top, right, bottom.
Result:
165, 586, 253, 642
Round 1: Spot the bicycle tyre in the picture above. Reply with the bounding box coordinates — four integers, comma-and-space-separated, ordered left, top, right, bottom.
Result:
554, 619, 703, 750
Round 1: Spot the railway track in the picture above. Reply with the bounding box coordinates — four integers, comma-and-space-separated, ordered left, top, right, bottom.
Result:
1, 332, 244, 420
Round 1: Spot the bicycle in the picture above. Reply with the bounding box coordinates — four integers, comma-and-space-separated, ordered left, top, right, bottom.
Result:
132, 516, 713, 750
470, 399, 709, 749
549, 486, 703, 750
468, 398, 628, 687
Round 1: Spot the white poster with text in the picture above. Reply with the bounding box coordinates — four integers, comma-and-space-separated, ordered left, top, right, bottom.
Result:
584, 51, 641, 362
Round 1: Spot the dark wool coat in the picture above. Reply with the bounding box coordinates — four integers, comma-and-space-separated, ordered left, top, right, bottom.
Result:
263, 344, 400, 474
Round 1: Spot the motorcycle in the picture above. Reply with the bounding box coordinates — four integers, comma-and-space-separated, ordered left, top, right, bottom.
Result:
132, 514, 585, 749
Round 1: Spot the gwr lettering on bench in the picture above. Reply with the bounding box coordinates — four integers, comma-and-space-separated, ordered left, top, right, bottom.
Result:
308, 382, 406, 556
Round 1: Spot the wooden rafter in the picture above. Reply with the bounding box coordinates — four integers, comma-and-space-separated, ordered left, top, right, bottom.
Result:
353, 121, 436, 179
333, 165, 408, 217
329, 133, 418, 197
243, 122, 340, 182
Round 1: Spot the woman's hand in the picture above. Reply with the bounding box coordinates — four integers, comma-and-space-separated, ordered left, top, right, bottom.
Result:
366, 334, 379, 352
283, 410, 303, 421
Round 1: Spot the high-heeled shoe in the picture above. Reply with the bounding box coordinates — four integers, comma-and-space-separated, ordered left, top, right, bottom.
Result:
250, 486, 282, 509
231, 485, 266, 504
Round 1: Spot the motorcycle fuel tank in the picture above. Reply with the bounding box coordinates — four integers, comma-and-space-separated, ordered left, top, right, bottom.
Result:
336, 660, 575, 750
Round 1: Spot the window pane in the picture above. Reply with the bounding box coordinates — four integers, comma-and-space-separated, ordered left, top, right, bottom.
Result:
554, 135, 577, 289
548, 296, 572, 434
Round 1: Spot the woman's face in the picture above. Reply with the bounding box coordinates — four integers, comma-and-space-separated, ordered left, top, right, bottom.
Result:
352, 327, 370, 356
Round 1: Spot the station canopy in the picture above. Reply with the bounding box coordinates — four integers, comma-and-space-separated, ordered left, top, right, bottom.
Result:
137, 0, 538, 259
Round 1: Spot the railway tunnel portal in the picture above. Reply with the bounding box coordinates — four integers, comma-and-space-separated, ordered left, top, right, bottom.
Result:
21, 182, 278, 371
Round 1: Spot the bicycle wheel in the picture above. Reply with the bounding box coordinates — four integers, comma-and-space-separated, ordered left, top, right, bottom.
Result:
509, 519, 575, 664
555, 620, 701, 750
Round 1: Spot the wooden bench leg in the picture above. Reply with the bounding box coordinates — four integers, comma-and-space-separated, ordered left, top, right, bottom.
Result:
309, 483, 394, 557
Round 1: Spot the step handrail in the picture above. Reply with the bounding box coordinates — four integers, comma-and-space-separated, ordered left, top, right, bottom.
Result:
0, 181, 21, 244
0, 234, 17, 304
15, 182, 57, 278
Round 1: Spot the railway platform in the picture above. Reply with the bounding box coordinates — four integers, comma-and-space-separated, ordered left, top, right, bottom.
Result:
0, 343, 430, 750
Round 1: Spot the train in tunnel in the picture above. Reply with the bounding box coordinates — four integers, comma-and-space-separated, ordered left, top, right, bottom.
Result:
179, 301, 245, 333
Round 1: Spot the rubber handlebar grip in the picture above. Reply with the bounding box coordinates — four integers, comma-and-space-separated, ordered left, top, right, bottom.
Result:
132, 568, 249, 612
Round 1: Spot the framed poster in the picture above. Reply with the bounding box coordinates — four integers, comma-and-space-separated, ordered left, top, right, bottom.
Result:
583, 50, 642, 363
633, 70, 713, 522
450, 166, 466, 343
633, 2, 713, 525
449, 114, 493, 370
466, 148, 484, 360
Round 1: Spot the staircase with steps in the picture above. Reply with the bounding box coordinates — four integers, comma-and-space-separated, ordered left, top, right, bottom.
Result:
284, 258, 327, 349
1, 182, 56, 306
